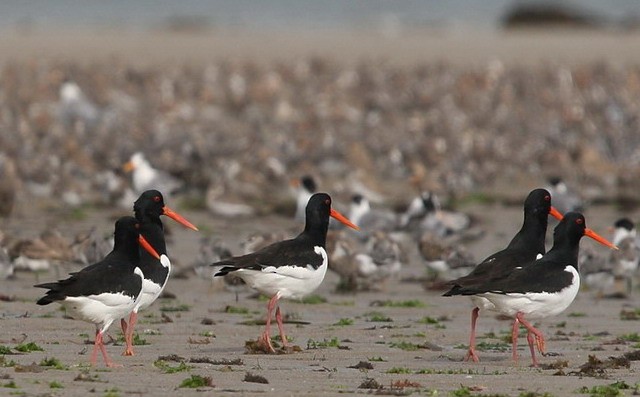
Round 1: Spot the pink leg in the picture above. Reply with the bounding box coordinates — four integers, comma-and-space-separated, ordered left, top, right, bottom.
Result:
275, 306, 289, 348
95, 329, 122, 368
257, 294, 279, 353
526, 331, 538, 367
511, 317, 520, 364
90, 328, 100, 366
120, 318, 128, 337
464, 307, 480, 362
515, 312, 545, 356
123, 312, 137, 356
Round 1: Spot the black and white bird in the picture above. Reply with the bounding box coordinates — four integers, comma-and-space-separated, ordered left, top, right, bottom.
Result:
545, 176, 584, 215
120, 190, 199, 356
609, 218, 640, 294
446, 212, 616, 367
123, 152, 184, 196
443, 188, 563, 362
34, 217, 159, 368
327, 230, 403, 292
399, 191, 471, 239
347, 194, 398, 236
212, 193, 359, 353
291, 175, 317, 223
580, 218, 639, 297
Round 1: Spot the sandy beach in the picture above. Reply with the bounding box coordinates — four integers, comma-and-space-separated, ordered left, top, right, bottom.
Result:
1, 22, 640, 396
1, 198, 639, 397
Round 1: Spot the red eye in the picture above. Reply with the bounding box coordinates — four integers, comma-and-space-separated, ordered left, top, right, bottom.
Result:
576, 218, 583, 225
325, 199, 331, 205
153, 196, 161, 202
544, 195, 550, 202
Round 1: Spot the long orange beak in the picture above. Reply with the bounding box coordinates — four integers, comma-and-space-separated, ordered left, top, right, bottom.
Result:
162, 206, 199, 231
585, 228, 618, 250
330, 208, 359, 231
138, 235, 161, 259
549, 206, 563, 221
123, 161, 135, 173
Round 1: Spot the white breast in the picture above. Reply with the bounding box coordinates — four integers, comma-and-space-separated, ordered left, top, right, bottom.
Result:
482, 266, 580, 319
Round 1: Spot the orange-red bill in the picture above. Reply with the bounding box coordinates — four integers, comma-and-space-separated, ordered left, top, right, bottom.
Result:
585, 228, 618, 250
122, 161, 135, 173
549, 206, 563, 221
138, 235, 161, 260
330, 208, 359, 231
162, 206, 199, 231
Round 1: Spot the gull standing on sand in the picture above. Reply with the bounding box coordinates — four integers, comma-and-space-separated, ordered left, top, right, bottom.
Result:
123, 152, 184, 196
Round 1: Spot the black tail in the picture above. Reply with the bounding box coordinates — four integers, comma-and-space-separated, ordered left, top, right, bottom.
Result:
34, 283, 66, 305
211, 260, 238, 277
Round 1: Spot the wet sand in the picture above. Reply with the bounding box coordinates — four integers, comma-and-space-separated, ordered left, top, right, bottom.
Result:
1, 199, 639, 397
3, 28, 640, 67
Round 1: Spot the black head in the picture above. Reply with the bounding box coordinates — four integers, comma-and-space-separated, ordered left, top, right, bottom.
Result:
351, 194, 364, 204
524, 188, 552, 215
305, 193, 333, 228
420, 191, 440, 213
113, 216, 141, 250
301, 175, 317, 193
552, 212, 587, 246
548, 176, 562, 187
614, 218, 635, 232
133, 190, 165, 221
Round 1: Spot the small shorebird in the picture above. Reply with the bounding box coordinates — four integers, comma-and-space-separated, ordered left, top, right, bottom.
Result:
212, 193, 358, 353
609, 218, 640, 295
291, 175, 317, 223
34, 216, 159, 367
123, 152, 184, 196
347, 194, 398, 236
545, 176, 584, 215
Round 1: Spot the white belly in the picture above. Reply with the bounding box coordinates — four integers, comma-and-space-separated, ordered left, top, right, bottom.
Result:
237, 246, 328, 300
482, 266, 580, 319
63, 293, 137, 331
137, 255, 171, 311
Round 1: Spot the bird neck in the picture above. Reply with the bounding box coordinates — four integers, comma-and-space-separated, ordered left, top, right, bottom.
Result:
139, 219, 168, 256
302, 223, 328, 248
508, 212, 548, 255
544, 238, 580, 270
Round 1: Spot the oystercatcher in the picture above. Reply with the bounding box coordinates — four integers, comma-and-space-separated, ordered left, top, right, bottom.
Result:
449, 212, 616, 367
121, 190, 198, 356
34, 216, 159, 367
212, 192, 359, 353
443, 188, 563, 362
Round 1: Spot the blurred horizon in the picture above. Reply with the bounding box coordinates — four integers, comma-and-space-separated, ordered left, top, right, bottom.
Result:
1, 0, 640, 34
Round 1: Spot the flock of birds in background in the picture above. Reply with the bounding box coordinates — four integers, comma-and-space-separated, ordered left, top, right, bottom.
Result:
0, 76, 638, 368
